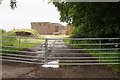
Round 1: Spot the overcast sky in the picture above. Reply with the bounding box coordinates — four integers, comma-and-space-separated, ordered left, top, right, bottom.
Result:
0, 0, 67, 31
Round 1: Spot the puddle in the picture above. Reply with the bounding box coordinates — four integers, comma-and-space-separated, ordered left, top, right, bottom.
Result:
42, 60, 59, 68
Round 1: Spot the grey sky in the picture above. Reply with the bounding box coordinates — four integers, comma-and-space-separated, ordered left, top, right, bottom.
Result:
54, 0, 120, 2
0, 0, 66, 31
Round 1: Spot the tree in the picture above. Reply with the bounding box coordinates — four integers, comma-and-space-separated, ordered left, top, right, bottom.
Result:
53, 2, 120, 38
0, 0, 17, 9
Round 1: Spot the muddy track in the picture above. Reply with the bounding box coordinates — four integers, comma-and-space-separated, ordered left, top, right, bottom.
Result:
17, 65, 119, 78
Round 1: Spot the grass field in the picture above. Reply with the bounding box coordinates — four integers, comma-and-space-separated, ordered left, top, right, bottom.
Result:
1, 37, 45, 55
0, 29, 46, 54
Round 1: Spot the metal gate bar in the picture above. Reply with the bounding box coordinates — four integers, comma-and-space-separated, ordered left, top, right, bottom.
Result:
0, 36, 119, 65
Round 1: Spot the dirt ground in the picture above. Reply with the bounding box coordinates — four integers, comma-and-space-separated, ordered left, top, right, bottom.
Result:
1, 61, 120, 79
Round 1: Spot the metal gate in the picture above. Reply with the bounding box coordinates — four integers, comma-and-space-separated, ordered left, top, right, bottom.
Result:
1, 36, 46, 64
0, 36, 120, 66
45, 38, 119, 65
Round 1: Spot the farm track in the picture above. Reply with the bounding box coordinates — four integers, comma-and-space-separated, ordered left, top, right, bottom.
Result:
1, 36, 120, 79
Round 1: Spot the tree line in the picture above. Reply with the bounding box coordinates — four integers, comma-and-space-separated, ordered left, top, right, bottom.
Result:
53, 2, 120, 38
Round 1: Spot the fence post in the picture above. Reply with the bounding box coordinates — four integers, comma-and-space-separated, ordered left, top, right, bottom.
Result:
99, 39, 101, 63
19, 37, 21, 46
116, 38, 119, 64
44, 38, 48, 63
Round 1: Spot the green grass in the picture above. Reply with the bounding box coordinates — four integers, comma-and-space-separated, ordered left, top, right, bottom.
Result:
64, 39, 120, 72
15, 38, 44, 47
1, 37, 45, 55
0, 29, 45, 55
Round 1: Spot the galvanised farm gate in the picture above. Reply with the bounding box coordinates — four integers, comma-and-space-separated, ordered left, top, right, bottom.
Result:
0, 36, 119, 66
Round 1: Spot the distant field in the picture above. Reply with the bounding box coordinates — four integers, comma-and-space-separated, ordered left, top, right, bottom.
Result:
0, 29, 46, 54
14, 37, 44, 48
1, 37, 45, 55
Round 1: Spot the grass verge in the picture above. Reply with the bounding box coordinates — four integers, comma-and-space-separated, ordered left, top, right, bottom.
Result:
64, 39, 120, 73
